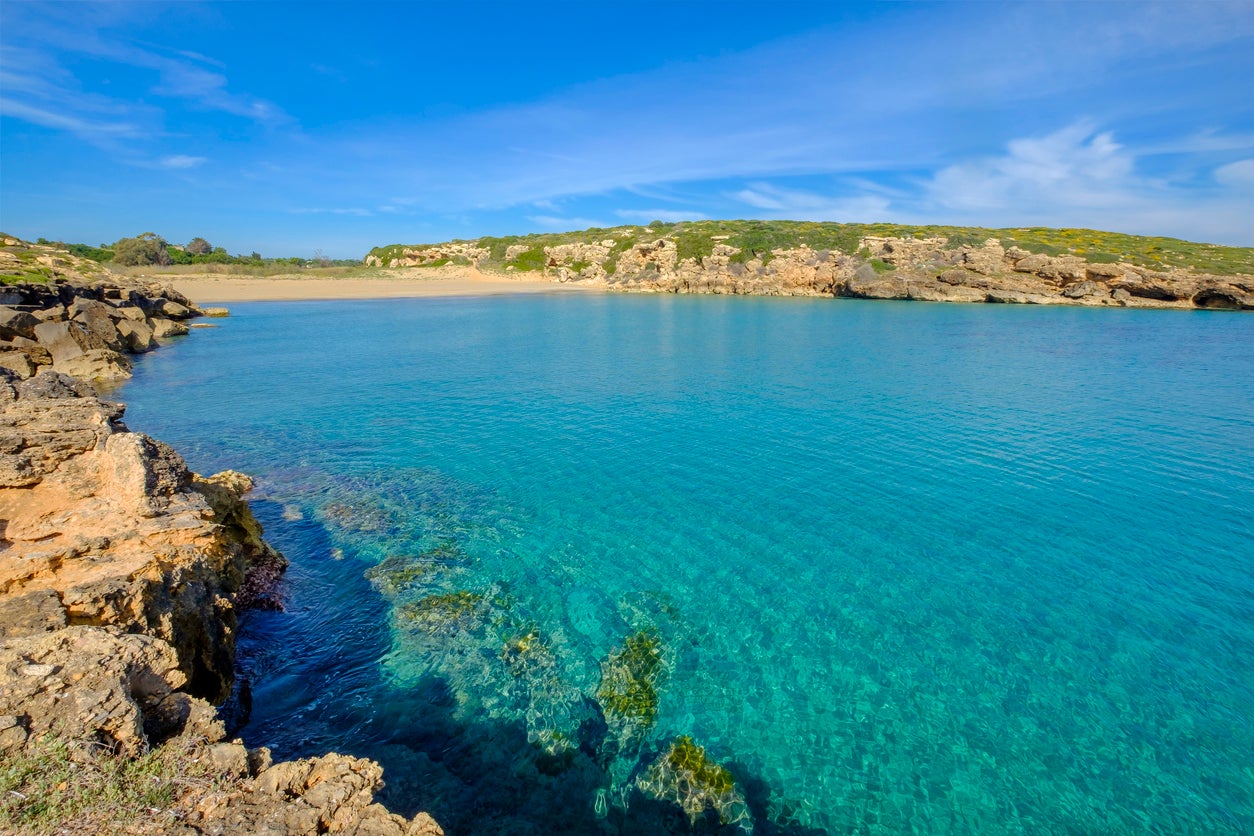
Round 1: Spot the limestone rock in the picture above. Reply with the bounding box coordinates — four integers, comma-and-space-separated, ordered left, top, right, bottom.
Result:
0, 626, 190, 756
54, 347, 132, 381
0, 375, 276, 701
151, 316, 191, 338
0, 350, 36, 378
69, 297, 125, 351
181, 753, 446, 835
0, 306, 39, 340
33, 319, 108, 364
117, 317, 156, 352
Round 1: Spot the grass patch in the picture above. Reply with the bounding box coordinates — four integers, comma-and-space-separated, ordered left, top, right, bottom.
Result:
0, 734, 227, 835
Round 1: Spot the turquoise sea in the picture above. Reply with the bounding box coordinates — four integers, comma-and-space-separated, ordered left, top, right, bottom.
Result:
119, 295, 1254, 834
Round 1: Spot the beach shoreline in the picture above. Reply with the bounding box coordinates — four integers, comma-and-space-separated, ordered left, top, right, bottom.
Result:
164, 266, 599, 304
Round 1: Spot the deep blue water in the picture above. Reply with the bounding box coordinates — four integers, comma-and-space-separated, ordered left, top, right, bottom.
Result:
119, 295, 1254, 834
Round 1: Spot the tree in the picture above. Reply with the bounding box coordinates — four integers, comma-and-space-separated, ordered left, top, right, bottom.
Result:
113, 233, 171, 266
187, 237, 212, 255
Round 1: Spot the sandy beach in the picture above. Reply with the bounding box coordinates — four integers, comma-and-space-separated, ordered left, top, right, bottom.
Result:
166, 266, 600, 305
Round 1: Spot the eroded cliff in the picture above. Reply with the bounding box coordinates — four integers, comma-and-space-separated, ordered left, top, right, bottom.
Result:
369, 222, 1254, 310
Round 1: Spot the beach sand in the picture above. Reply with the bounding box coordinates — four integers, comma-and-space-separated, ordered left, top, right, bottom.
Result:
166, 266, 600, 304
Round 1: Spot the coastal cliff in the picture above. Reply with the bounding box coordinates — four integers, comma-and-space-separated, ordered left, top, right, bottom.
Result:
367, 221, 1254, 310
0, 238, 442, 835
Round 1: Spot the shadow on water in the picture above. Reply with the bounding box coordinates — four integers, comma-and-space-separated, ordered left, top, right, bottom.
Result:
229, 500, 829, 836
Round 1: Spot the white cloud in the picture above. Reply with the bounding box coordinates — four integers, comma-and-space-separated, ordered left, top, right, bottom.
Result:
928, 122, 1137, 212
1215, 159, 1254, 186
159, 154, 207, 169
615, 209, 708, 223
911, 123, 1254, 245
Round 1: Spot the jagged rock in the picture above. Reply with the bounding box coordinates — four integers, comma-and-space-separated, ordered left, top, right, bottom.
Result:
152, 316, 190, 338
0, 306, 39, 340
182, 753, 445, 835
961, 241, 1006, 275
1063, 280, 1107, 299
117, 318, 156, 352
54, 347, 132, 381
1085, 262, 1126, 280
33, 319, 108, 364
0, 350, 36, 378
69, 297, 125, 350
844, 267, 911, 300
387, 242, 488, 268
0, 376, 275, 701
0, 589, 67, 637
0, 626, 196, 756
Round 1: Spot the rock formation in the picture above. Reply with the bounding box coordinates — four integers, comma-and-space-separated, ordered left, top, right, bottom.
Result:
0, 237, 443, 834
372, 226, 1254, 310
572, 236, 1254, 308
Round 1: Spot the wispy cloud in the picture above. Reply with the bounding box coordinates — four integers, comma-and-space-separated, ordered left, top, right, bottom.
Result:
730, 183, 893, 222
1215, 159, 1254, 187
0, 4, 287, 153
290, 207, 374, 217
615, 209, 708, 223
526, 214, 610, 230
0, 96, 143, 138
158, 154, 208, 170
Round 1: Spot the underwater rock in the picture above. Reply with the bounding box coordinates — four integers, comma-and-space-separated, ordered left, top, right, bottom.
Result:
597, 629, 667, 731
397, 591, 484, 634
637, 735, 753, 832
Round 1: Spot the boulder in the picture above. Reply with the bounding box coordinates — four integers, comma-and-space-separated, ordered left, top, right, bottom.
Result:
33, 319, 107, 363
1062, 280, 1108, 299
0, 350, 36, 378
0, 306, 39, 340
116, 318, 156, 352
182, 753, 446, 835
69, 297, 125, 351
151, 316, 190, 338
54, 347, 131, 381
31, 306, 66, 323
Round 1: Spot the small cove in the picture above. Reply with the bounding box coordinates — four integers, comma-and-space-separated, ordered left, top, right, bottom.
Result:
119, 295, 1254, 834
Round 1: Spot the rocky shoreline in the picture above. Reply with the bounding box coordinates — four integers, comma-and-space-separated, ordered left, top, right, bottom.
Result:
0, 240, 442, 834
378, 232, 1254, 310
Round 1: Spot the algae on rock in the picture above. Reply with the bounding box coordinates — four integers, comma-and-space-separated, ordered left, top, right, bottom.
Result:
637, 735, 753, 832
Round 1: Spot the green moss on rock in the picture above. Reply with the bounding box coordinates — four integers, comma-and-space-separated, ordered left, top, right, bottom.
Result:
596, 629, 666, 727
397, 591, 482, 632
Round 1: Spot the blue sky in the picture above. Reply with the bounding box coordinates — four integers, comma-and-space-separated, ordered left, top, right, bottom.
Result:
2, 1, 1252, 258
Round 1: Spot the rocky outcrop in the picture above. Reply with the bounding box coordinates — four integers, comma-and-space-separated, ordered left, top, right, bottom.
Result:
367, 241, 489, 269
0, 368, 279, 701
0, 284, 199, 383
386, 228, 1253, 310
0, 627, 443, 835
585, 235, 1254, 308
0, 244, 444, 834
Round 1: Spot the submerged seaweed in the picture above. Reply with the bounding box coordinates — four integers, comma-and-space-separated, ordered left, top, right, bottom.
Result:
638, 735, 752, 831
597, 629, 666, 728
397, 591, 483, 633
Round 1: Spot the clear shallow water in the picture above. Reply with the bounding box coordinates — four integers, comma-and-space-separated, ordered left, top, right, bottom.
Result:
119, 295, 1254, 834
